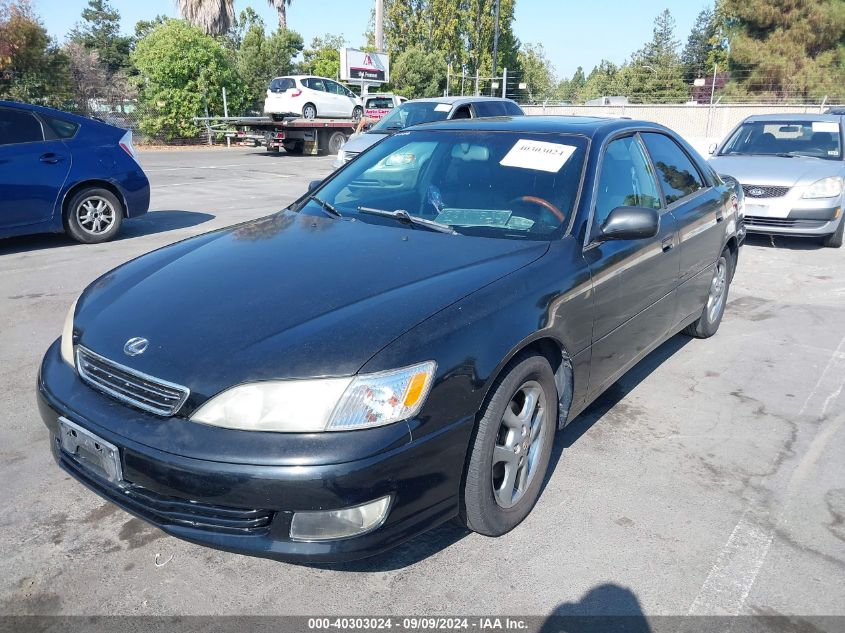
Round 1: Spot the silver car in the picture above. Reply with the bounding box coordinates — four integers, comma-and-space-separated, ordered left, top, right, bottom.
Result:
333, 96, 524, 169
709, 114, 844, 248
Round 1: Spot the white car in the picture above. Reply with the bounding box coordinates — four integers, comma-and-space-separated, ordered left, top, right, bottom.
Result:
363, 93, 407, 121
264, 75, 363, 121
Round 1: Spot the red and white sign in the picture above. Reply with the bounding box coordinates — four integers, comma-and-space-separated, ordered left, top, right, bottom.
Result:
340, 48, 390, 84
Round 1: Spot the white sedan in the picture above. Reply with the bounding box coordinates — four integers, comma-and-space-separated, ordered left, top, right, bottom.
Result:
264, 75, 363, 121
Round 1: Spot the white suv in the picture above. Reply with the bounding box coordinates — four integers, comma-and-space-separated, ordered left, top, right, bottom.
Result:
264, 75, 363, 121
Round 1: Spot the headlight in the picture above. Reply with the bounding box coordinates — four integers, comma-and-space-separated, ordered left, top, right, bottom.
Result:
802, 177, 843, 199
190, 361, 436, 432
60, 298, 78, 367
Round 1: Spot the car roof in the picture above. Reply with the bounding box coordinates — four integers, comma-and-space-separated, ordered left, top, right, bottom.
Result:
405, 96, 519, 106
0, 99, 103, 127
413, 114, 667, 138
742, 113, 844, 124
271, 75, 337, 81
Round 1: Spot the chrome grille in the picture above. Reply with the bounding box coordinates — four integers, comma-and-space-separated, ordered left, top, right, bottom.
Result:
742, 184, 790, 199
76, 346, 189, 417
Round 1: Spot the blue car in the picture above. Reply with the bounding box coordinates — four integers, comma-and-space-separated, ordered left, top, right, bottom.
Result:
0, 101, 150, 243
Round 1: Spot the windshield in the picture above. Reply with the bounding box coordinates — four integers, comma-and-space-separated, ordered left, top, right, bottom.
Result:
302, 130, 588, 240
720, 120, 842, 160
369, 102, 451, 133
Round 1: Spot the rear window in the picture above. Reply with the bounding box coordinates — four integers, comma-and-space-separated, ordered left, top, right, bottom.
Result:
366, 97, 395, 110
470, 101, 524, 117
269, 78, 296, 93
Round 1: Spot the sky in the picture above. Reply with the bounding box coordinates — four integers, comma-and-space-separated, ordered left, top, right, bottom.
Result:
33, 0, 708, 79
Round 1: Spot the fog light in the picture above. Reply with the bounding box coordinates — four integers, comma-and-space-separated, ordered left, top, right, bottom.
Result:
290, 496, 391, 541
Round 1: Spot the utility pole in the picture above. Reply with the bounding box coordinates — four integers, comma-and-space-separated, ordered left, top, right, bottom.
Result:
375, 0, 384, 52
491, 0, 501, 77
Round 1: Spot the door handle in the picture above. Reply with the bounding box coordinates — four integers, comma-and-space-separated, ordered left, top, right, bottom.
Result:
39, 153, 65, 164
661, 237, 675, 252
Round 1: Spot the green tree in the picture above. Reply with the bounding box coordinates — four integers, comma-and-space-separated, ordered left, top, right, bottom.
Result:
681, 3, 729, 81
68, 0, 132, 73
131, 19, 248, 140
627, 9, 689, 103
722, 0, 845, 101
298, 34, 346, 79
579, 60, 621, 102
237, 12, 303, 109
390, 45, 447, 99
135, 15, 169, 40
557, 66, 585, 102
0, 0, 69, 106
515, 42, 556, 102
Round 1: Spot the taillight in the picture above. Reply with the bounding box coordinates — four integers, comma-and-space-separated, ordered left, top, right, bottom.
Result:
119, 130, 139, 163
290, 89, 302, 98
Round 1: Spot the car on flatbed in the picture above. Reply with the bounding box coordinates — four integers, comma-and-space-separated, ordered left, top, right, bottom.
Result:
333, 96, 524, 168
40, 116, 740, 563
0, 100, 149, 243
710, 113, 845, 247
264, 75, 363, 122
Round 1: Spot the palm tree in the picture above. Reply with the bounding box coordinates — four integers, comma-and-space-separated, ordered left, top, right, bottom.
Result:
176, 0, 234, 36
267, 0, 292, 31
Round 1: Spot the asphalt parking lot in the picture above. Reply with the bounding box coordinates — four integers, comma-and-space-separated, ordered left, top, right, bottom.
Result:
1, 147, 843, 619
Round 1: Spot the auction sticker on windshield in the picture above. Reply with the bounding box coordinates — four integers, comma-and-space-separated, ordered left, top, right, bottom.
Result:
812, 121, 839, 133
500, 139, 577, 173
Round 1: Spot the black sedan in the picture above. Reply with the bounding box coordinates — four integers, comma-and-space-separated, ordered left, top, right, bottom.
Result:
38, 116, 742, 562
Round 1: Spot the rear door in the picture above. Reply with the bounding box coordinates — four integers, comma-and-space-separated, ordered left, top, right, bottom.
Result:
640, 132, 726, 323
302, 78, 333, 116
0, 107, 72, 230
584, 133, 680, 396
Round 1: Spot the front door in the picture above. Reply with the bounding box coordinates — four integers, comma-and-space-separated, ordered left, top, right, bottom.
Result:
584, 134, 680, 397
0, 107, 71, 230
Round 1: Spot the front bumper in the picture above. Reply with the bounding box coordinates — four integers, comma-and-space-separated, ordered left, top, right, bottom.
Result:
37, 341, 472, 562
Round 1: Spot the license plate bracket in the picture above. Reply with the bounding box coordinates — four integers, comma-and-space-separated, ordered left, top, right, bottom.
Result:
58, 417, 123, 485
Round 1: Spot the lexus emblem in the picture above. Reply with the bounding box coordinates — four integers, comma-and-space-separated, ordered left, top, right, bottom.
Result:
748, 187, 765, 197
124, 337, 149, 356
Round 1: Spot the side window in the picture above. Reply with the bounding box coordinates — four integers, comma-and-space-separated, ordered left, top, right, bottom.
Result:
43, 115, 80, 139
503, 101, 524, 115
326, 81, 344, 95
0, 109, 45, 145
451, 105, 471, 120
641, 133, 706, 204
593, 136, 662, 234
308, 78, 326, 92
472, 101, 505, 117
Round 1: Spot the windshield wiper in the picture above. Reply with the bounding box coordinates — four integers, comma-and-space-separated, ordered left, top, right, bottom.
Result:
357, 206, 458, 234
303, 194, 342, 218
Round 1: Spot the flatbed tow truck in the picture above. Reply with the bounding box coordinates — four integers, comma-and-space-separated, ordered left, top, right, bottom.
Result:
195, 115, 361, 156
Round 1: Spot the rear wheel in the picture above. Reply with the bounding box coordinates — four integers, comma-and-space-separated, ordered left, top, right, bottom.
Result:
683, 248, 731, 338
352, 106, 363, 122
460, 354, 558, 536
822, 218, 844, 248
302, 103, 317, 120
326, 131, 347, 156
65, 187, 123, 244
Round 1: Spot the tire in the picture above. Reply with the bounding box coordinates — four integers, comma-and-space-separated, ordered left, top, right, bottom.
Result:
460, 354, 558, 536
283, 141, 304, 155
352, 106, 363, 122
302, 103, 317, 120
822, 217, 844, 248
64, 187, 123, 244
683, 248, 731, 339
326, 131, 347, 156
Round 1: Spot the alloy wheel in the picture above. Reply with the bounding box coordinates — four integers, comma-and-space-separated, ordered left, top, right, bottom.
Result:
492, 380, 547, 509
707, 256, 727, 322
76, 196, 116, 235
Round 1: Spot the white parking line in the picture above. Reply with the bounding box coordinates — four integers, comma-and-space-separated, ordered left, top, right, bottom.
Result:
688, 333, 845, 616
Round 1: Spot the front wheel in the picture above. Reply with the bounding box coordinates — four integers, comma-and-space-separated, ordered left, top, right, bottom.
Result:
352, 106, 363, 122
683, 249, 731, 338
460, 354, 558, 536
822, 218, 844, 248
65, 187, 123, 244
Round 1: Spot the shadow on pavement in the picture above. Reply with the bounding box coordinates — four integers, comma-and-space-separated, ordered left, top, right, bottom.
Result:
0, 210, 215, 255
743, 233, 825, 251
539, 584, 651, 633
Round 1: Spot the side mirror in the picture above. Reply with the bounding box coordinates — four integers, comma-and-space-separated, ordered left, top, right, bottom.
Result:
307, 179, 322, 192
708, 142, 718, 155
599, 206, 660, 241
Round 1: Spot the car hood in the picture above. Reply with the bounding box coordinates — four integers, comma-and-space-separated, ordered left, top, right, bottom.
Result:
709, 155, 844, 187
75, 212, 548, 402
342, 131, 387, 154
